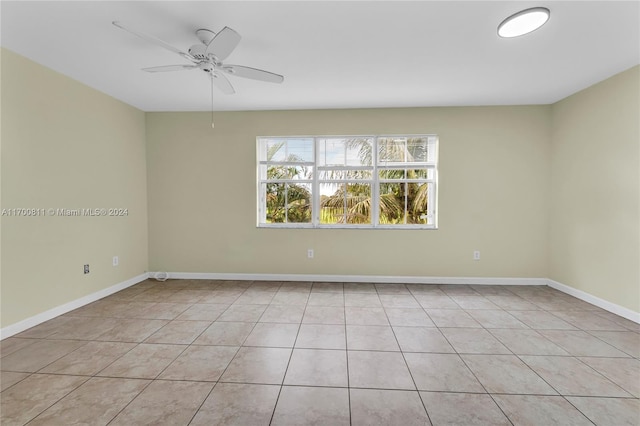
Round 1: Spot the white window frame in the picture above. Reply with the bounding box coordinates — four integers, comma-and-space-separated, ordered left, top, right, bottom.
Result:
257, 135, 438, 229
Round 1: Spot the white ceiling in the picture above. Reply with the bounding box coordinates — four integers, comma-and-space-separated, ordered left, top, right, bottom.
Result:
2, 1, 638, 112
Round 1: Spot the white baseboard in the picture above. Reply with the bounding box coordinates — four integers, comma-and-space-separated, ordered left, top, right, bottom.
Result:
0, 273, 149, 340
155, 272, 548, 286
547, 279, 640, 324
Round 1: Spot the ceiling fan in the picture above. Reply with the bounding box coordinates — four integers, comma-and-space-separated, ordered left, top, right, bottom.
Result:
113, 21, 284, 127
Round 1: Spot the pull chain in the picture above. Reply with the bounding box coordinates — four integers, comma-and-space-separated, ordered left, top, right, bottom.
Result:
210, 74, 215, 129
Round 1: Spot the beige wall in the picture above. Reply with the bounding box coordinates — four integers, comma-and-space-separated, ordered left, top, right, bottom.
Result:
550, 65, 640, 312
1, 49, 149, 328
146, 106, 551, 279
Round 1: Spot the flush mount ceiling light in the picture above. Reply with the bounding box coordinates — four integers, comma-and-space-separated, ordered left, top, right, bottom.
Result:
498, 7, 550, 38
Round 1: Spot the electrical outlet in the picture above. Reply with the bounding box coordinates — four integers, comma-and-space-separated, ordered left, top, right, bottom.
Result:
307, 249, 314, 259
84, 264, 90, 274
113, 256, 119, 266
473, 251, 481, 261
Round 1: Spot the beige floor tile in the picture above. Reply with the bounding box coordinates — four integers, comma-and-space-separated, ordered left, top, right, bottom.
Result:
539, 330, 631, 357
279, 281, 312, 292
127, 302, 192, 320
345, 307, 389, 325
520, 355, 632, 397
0, 371, 29, 392
577, 357, 640, 397
343, 282, 377, 293
284, 348, 348, 387
425, 309, 482, 328
348, 351, 415, 390
307, 292, 345, 306
484, 295, 539, 310
550, 311, 628, 331
421, 392, 510, 425
259, 304, 305, 323
144, 320, 211, 344
175, 303, 228, 321
98, 343, 186, 379
440, 328, 511, 354
48, 316, 119, 340
302, 306, 345, 324
375, 283, 411, 294
385, 308, 435, 326
589, 330, 640, 358
271, 291, 310, 305
393, 327, 455, 353
272, 386, 350, 426
217, 304, 267, 322
566, 396, 640, 426
221, 347, 291, 384
449, 295, 498, 310
311, 282, 344, 293
27, 377, 149, 426
379, 294, 421, 308
346, 325, 400, 351
191, 383, 280, 425
414, 295, 459, 309
488, 329, 570, 355
0, 374, 88, 425
0, 337, 37, 357
235, 291, 276, 305
194, 321, 255, 346
0, 339, 87, 372
404, 353, 484, 392
40, 341, 135, 375
110, 380, 213, 425
351, 389, 431, 425
198, 290, 241, 304
159, 345, 238, 381
95, 318, 168, 342
243, 323, 299, 347
344, 293, 382, 307
462, 354, 557, 395
295, 324, 346, 349
163, 290, 209, 304
493, 394, 593, 426
15, 316, 76, 338
466, 310, 528, 329
439, 285, 479, 296
508, 310, 577, 330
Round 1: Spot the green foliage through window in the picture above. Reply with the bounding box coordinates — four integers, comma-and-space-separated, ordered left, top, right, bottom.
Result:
258, 135, 438, 228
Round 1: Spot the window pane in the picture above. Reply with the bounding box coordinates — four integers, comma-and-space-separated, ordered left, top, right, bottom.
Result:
265, 183, 286, 223
318, 138, 372, 167
320, 183, 345, 224
406, 137, 429, 162
345, 183, 371, 224
378, 138, 406, 163
406, 182, 430, 224
379, 183, 405, 224
318, 169, 372, 180
379, 169, 406, 180
265, 165, 312, 180
287, 139, 314, 162
409, 168, 434, 180
286, 183, 312, 223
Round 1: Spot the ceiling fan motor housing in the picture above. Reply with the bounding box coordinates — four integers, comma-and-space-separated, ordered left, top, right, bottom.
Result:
188, 44, 207, 60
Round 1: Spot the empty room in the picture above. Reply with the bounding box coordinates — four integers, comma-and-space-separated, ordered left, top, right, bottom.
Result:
1, 1, 638, 425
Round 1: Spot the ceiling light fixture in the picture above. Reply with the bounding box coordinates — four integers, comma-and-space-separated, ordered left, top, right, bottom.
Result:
498, 7, 550, 38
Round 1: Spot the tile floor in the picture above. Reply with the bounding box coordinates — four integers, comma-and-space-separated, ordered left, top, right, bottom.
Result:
1, 280, 639, 425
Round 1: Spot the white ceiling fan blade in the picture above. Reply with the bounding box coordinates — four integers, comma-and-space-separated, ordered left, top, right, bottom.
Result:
221, 65, 284, 83
142, 65, 199, 73
212, 72, 235, 95
113, 21, 196, 62
205, 26, 241, 61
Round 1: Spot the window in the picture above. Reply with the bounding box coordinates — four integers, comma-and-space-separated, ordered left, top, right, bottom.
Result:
258, 135, 438, 228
